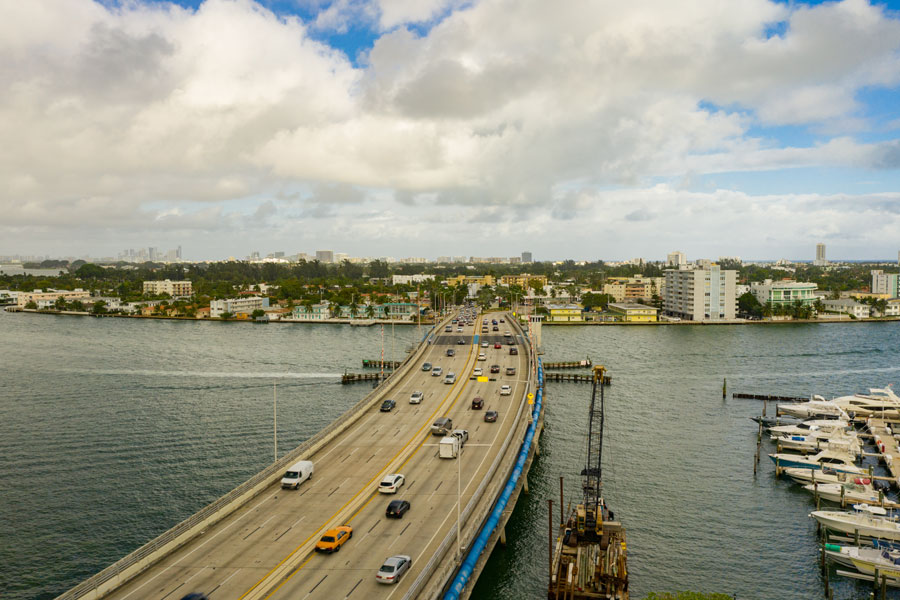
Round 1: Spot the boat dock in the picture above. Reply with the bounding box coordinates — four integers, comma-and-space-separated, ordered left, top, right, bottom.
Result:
734, 392, 809, 402
543, 359, 592, 369
361, 359, 401, 369
866, 417, 900, 481
544, 372, 611, 384
341, 371, 390, 384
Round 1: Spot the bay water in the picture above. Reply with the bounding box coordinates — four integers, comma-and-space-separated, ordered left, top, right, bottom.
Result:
2, 309, 900, 599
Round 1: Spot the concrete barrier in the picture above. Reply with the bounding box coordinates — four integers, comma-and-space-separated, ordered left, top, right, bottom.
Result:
56, 315, 454, 600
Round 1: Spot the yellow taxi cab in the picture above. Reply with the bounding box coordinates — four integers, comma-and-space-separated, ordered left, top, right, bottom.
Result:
315, 525, 353, 553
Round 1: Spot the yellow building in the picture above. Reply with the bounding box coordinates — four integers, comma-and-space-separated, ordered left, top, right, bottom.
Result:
608, 303, 658, 322
602, 275, 663, 302
446, 274, 495, 287
547, 304, 583, 322
500, 274, 548, 289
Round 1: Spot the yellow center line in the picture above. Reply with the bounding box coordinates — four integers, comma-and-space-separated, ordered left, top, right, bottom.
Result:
241, 314, 477, 600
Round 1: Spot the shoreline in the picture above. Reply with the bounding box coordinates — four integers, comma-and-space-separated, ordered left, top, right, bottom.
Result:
6, 307, 900, 326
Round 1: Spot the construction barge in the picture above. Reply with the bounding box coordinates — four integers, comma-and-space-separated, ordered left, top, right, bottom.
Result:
549, 366, 628, 599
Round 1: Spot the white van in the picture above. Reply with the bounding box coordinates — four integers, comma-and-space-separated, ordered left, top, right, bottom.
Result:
439, 436, 460, 459
281, 460, 314, 489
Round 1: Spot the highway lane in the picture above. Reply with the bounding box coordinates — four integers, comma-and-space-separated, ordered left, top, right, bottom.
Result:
266, 316, 528, 599
103, 310, 527, 600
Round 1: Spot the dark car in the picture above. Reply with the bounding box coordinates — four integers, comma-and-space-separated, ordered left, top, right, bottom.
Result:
492, 326, 499, 331
386, 499, 411, 518
507, 338, 516, 345
506, 367, 516, 376
484, 410, 498, 422
181, 595, 209, 600
471, 396, 484, 409
446, 348, 456, 357
380, 399, 396, 412
490, 364, 500, 373
509, 347, 518, 355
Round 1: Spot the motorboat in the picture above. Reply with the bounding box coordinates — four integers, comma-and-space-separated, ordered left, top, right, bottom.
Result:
778, 399, 849, 420
825, 543, 900, 584
802, 482, 897, 507
770, 449, 863, 474
783, 467, 871, 486
768, 419, 850, 436
770, 430, 861, 457
811, 505, 900, 541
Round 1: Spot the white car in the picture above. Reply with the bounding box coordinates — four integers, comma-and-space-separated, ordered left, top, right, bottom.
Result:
473, 367, 483, 376
500, 385, 511, 396
478, 352, 486, 361
378, 474, 405, 494
481, 341, 488, 348
376, 555, 412, 584
409, 391, 424, 404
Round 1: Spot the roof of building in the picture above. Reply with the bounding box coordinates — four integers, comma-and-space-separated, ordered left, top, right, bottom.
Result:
608, 302, 658, 311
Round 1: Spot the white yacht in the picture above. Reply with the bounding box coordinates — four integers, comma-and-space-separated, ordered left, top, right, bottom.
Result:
811, 505, 900, 541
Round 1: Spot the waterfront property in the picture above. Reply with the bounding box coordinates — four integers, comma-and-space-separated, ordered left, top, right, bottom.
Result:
601, 275, 664, 303
547, 304, 583, 322
607, 302, 658, 322
292, 301, 420, 321
821, 298, 871, 319
16, 288, 91, 308
209, 296, 269, 318
142, 279, 193, 296
750, 279, 818, 309
663, 264, 737, 321
871, 270, 900, 298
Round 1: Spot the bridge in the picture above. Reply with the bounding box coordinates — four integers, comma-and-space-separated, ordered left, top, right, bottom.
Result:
58, 309, 543, 600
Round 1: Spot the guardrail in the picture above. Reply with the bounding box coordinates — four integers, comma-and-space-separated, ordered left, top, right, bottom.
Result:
56, 314, 454, 600
402, 311, 534, 600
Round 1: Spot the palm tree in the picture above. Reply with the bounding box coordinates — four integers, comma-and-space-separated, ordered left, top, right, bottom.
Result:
366, 304, 376, 319
349, 302, 359, 319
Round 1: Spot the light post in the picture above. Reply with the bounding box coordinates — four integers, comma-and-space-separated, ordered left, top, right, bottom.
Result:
457, 443, 462, 561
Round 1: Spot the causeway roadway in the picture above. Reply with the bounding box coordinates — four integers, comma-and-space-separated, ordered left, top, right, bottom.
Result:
98, 310, 532, 600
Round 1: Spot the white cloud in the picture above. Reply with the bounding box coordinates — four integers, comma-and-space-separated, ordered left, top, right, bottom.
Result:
1, 0, 900, 259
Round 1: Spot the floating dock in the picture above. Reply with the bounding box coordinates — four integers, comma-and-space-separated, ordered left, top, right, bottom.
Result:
341, 372, 391, 384
734, 392, 809, 402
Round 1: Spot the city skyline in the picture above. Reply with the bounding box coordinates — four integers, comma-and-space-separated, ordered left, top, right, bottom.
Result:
3, 0, 900, 259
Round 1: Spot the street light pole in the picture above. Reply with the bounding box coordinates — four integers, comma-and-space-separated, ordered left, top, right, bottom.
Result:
457, 444, 462, 561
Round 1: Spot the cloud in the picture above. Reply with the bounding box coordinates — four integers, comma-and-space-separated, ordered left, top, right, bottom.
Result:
2, 0, 900, 259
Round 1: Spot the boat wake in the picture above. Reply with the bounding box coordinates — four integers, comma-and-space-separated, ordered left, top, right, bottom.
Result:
55, 368, 343, 379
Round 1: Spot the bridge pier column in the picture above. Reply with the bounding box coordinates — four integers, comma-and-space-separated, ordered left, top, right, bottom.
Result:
500, 526, 507, 546
523, 476, 529, 495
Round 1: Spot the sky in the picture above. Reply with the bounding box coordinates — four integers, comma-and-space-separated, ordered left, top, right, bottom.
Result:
3, 0, 900, 262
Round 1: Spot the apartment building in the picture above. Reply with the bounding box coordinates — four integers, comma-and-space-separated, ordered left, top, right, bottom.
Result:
17, 289, 91, 308
209, 296, 269, 318
750, 279, 818, 308
499, 274, 548, 289
142, 279, 193, 296
602, 275, 664, 303
871, 270, 900, 298
663, 265, 737, 321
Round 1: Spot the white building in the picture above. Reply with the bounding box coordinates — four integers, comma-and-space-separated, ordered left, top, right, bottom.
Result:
814, 243, 828, 266
750, 279, 818, 309
871, 270, 900, 298
143, 280, 193, 296
209, 296, 270, 318
666, 251, 686, 267
663, 265, 737, 321
821, 299, 869, 319
315, 250, 334, 263
392, 274, 436, 286
17, 289, 91, 308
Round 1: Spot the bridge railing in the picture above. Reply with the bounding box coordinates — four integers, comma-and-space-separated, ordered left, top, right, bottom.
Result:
56, 314, 453, 600
402, 311, 533, 600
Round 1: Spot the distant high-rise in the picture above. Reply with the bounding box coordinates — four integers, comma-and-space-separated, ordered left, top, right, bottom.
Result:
176, 245, 182, 260
521, 251, 533, 263
666, 251, 686, 267
814, 243, 827, 266
315, 250, 334, 263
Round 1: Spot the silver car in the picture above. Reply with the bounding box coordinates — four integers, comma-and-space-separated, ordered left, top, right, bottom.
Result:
376, 555, 412, 584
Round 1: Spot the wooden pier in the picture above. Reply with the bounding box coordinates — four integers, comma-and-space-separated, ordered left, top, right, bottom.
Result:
341, 372, 391, 384
544, 372, 611, 385
361, 359, 401, 369
733, 392, 809, 402
543, 359, 592, 369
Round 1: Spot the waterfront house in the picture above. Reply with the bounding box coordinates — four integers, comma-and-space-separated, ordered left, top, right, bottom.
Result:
750, 279, 818, 309
547, 304, 584, 322
821, 299, 870, 319
608, 303, 659, 322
